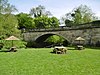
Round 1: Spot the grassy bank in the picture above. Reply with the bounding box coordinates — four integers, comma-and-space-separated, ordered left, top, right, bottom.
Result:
0, 48, 100, 75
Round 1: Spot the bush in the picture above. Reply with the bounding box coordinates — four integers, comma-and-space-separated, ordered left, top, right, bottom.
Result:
0, 40, 27, 49
0, 43, 4, 50
96, 41, 100, 47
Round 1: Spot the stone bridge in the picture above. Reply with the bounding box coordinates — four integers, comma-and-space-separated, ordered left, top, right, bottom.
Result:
23, 26, 100, 47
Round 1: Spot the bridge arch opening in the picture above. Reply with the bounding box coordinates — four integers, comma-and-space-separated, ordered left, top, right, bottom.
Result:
34, 33, 70, 48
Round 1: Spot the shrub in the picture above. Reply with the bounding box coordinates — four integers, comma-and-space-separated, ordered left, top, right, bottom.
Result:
0, 40, 27, 49
0, 43, 4, 50
96, 41, 100, 47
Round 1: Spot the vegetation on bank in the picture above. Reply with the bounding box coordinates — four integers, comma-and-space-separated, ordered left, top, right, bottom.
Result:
0, 40, 26, 49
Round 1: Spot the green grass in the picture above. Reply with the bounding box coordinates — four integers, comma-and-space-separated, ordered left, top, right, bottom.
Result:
0, 48, 100, 75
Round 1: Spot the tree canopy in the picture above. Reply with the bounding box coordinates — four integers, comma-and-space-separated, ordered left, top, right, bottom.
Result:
0, 0, 17, 14
45, 35, 64, 45
33, 16, 59, 28
30, 5, 52, 17
0, 0, 20, 39
63, 5, 98, 26
16, 13, 35, 29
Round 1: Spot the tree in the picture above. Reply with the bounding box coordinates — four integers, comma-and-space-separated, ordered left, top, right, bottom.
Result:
30, 5, 52, 17
49, 17, 59, 27
0, 0, 20, 39
16, 13, 35, 29
0, 0, 17, 14
30, 5, 59, 29
65, 19, 74, 27
63, 5, 98, 26
33, 16, 48, 28
33, 16, 59, 28
45, 35, 64, 45
0, 14, 20, 39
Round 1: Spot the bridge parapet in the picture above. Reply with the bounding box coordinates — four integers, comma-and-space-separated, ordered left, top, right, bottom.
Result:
22, 23, 100, 32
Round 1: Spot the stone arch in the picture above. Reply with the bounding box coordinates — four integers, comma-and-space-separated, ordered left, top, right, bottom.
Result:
35, 33, 69, 47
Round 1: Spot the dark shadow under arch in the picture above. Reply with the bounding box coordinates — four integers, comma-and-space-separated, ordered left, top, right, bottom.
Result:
34, 33, 69, 48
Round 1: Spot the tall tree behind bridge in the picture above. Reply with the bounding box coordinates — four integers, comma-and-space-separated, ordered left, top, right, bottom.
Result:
63, 5, 98, 26
30, 5, 52, 17
16, 5, 59, 29
29, 5, 59, 28
16, 13, 35, 29
33, 16, 59, 28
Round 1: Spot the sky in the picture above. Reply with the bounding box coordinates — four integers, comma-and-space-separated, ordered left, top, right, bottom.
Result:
9, 0, 100, 19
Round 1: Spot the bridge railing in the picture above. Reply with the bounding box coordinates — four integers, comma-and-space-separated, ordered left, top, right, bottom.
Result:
24, 27, 70, 32
22, 21, 100, 32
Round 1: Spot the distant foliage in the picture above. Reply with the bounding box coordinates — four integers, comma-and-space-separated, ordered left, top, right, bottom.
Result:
33, 16, 59, 28
0, 0, 18, 14
30, 5, 52, 17
16, 13, 35, 29
63, 5, 98, 26
92, 20, 100, 26
45, 35, 64, 45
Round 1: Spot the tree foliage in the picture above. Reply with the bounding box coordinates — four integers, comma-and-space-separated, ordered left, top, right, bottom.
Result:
30, 5, 52, 17
50, 17, 60, 27
0, 0, 17, 14
0, 0, 20, 39
16, 13, 35, 29
45, 35, 64, 45
0, 14, 20, 39
33, 16, 59, 28
63, 5, 98, 26
16, 5, 59, 29
65, 19, 74, 27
